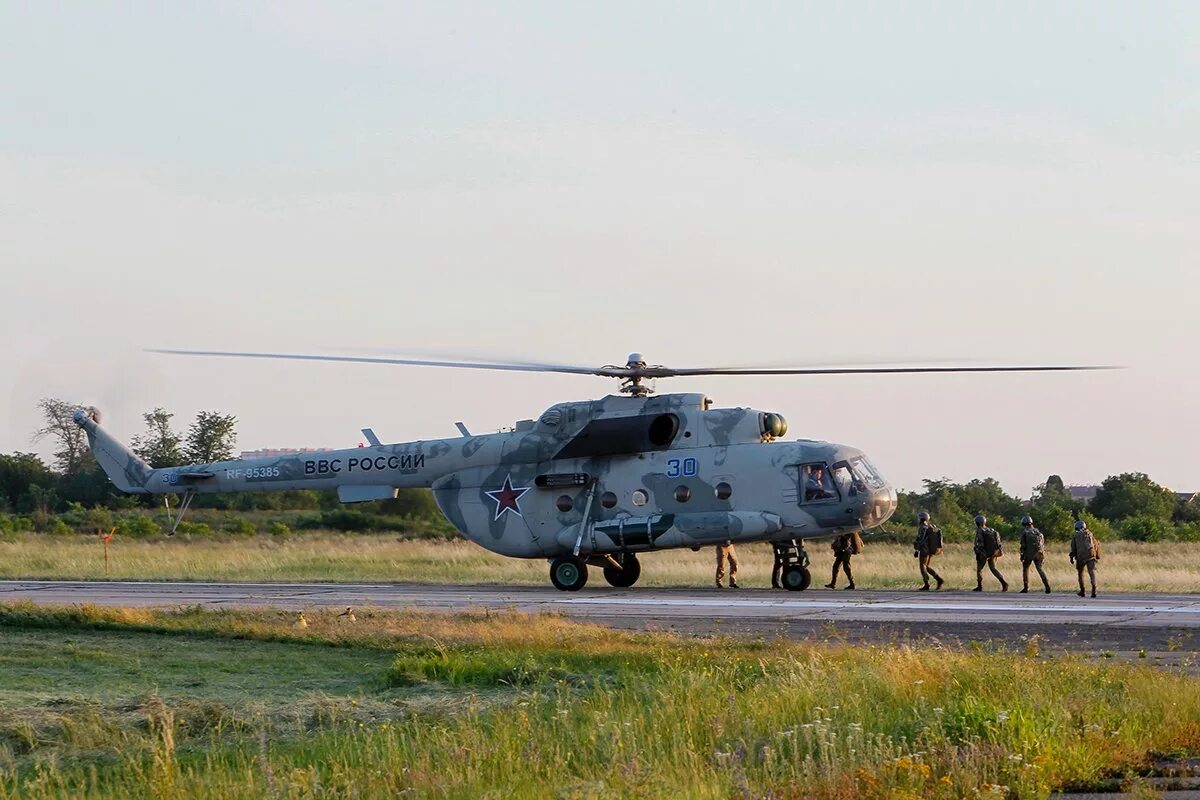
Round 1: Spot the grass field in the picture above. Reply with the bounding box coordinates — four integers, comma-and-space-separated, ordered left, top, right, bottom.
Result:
0, 603, 1198, 799
1, 532, 1197, 593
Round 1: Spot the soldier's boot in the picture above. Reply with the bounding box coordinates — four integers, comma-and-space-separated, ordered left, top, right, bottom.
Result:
972, 584, 983, 592
1045, 585, 1052, 594
1000, 581, 1009, 592
844, 583, 855, 590
729, 579, 739, 589
935, 577, 944, 590
1020, 585, 1029, 593
824, 583, 836, 589
918, 583, 930, 591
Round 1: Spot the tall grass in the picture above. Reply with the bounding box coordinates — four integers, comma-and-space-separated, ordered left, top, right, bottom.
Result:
1, 604, 1199, 798
1, 534, 1197, 593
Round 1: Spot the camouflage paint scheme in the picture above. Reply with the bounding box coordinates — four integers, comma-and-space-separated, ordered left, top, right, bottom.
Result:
74, 393, 897, 562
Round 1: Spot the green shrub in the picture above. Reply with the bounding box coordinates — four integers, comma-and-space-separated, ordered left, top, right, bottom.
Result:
116, 515, 161, 537
1120, 515, 1171, 542
175, 521, 213, 536
266, 521, 290, 536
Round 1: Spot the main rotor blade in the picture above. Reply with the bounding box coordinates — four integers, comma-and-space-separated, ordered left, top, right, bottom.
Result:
650, 364, 1118, 377
147, 349, 623, 377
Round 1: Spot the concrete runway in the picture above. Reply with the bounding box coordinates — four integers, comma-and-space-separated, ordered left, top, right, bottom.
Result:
4, 580, 1199, 664
3, 579, 1199, 627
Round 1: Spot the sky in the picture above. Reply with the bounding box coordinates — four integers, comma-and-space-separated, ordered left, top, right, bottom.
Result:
2, 1, 1198, 495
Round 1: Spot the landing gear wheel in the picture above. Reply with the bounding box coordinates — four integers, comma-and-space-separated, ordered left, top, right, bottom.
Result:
603, 553, 641, 588
550, 556, 588, 591
782, 565, 812, 592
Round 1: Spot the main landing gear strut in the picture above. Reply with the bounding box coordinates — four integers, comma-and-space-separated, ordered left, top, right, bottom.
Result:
549, 552, 642, 591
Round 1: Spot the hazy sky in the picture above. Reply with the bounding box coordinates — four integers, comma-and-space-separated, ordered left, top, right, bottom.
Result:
2, 2, 1198, 495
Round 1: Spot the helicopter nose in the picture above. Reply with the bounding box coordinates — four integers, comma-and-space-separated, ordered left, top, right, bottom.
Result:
862, 483, 898, 528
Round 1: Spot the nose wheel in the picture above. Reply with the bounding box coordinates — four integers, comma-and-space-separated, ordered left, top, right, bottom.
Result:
778, 539, 812, 591
549, 556, 589, 591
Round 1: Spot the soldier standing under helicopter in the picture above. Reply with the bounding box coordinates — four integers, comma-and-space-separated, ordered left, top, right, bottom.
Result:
1019, 514, 1051, 594
825, 531, 859, 590
913, 511, 944, 591
1070, 519, 1100, 598
715, 541, 740, 589
973, 514, 1009, 592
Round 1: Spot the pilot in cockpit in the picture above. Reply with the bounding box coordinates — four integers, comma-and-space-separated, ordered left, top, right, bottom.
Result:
805, 466, 834, 502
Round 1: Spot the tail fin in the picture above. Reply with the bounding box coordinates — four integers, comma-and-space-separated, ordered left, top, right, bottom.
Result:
73, 408, 153, 494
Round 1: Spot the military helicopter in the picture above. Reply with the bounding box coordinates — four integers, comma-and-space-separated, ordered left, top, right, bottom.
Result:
75, 351, 1102, 591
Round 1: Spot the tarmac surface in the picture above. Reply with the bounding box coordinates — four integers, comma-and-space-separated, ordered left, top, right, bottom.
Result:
2, 579, 1199, 627
3, 580, 1199, 665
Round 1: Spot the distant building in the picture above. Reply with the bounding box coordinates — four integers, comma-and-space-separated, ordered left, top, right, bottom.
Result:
1175, 491, 1198, 504
239, 447, 332, 460
1068, 485, 1099, 503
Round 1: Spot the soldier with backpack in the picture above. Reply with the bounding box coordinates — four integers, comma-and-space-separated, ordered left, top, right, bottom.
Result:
1070, 519, 1100, 598
972, 514, 1009, 592
1019, 515, 1051, 594
913, 511, 945, 591
825, 530, 862, 590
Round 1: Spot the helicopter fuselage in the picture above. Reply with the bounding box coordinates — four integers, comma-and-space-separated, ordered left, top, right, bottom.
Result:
75, 392, 897, 580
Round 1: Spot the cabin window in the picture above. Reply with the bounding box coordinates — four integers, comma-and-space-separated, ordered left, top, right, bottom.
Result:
714, 481, 733, 500
631, 489, 649, 506
800, 463, 838, 504
674, 485, 692, 503
556, 495, 574, 513
600, 491, 618, 509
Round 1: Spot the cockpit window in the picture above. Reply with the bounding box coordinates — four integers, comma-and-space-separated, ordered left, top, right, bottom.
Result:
831, 461, 864, 497
850, 457, 885, 490
801, 463, 838, 503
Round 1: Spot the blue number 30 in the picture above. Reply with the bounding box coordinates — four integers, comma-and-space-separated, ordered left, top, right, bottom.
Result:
667, 458, 698, 478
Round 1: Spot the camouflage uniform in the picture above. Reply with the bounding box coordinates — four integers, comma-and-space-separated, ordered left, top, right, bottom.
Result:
825, 533, 856, 590
914, 522, 944, 590
1019, 524, 1051, 593
715, 542, 739, 588
1070, 527, 1100, 598
973, 524, 1008, 592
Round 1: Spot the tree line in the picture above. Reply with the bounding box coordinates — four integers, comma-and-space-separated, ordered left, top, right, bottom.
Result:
2, 398, 1197, 540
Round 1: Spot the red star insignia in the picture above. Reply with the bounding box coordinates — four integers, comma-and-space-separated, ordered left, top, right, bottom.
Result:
485, 474, 529, 521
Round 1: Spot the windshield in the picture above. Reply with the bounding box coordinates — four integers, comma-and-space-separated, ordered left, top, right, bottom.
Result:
850, 457, 885, 490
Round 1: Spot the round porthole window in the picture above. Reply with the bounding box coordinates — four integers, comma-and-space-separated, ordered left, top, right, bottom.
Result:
555, 495, 574, 513
631, 489, 649, 506
715, 482, 733, 500
674, 485, 691, 503
600, 491, 618, 509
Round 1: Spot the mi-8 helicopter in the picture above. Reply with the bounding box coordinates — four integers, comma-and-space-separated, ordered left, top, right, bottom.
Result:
75, 351, 1101, 591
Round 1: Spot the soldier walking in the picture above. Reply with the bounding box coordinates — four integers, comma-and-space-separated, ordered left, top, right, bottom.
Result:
972, 514, 1008, 592
1070, 519, 1100, 598
1019, 515, 1051, 594
913, 511, 944, 591
825, 532, 859, 590
715, 542, 740, 589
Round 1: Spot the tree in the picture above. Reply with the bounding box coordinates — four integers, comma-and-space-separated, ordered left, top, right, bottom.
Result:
132, 408, 184, 468
1089, 473, 1176, 522
32, 397, 89, 475
0, 452, 55, 511
184, 411, 237, 464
